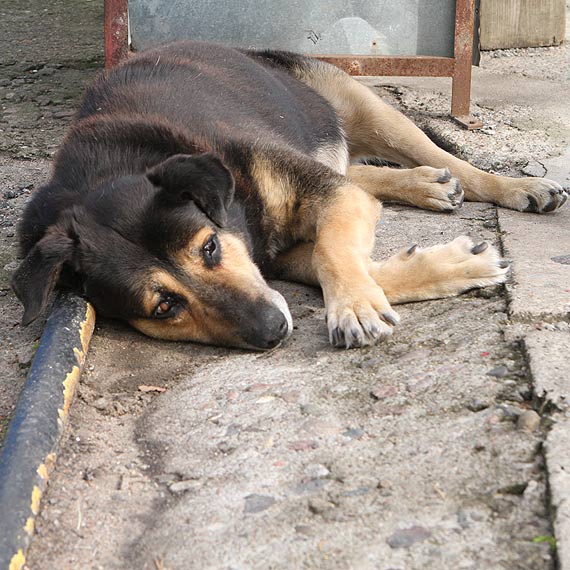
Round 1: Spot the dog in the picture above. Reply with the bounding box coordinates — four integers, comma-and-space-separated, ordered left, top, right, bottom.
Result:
12, 41, 568, 350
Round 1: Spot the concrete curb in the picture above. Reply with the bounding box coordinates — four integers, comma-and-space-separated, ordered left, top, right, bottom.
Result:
0, 292, 95, 570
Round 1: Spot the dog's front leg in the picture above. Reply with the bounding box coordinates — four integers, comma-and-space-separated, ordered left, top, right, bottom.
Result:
311, 184, 400, 348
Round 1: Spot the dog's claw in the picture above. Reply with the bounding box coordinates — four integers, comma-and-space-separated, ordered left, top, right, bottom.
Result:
471, 242, 489, 255
330, 327, 344, 348
437, 168, 452, 183
523, 195, 539, 213
381, 311, 399, 326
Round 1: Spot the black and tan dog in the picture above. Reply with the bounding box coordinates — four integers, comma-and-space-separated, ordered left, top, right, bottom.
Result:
12, 41, 567, 349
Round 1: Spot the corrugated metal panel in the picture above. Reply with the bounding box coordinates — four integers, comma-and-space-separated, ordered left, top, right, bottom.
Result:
129, 0, 457, 57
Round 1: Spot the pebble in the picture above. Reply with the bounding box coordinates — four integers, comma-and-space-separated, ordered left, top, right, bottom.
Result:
406, 374, 435, 394
373, 404, 406, 417
225, 424, 240, 436
92, 397, 110, 412
246, 383, 272, 392
300, 404, 323, 416
288, 440, 319, 452
304, 464, 330, 479
169, 480, 201, 494
359, 357, 382, 369
342, 486, 372, 497
517, 410, 541, 431
255, 395, 276, 404
295, 525, 315, 536
342, 428, 364, 440
300, 418, 339, 436
244, 494, 275, 514
370, 385, 399, 400
279, 390, 300, 403
387, 525, 432, 549
551, 254, 570, 265
497, 404, 520, 422
308, 497, 335, 515
486, 365, 509, 378
4, 260, 20, 271
466, 398, 490, 412
216, 441, 235, 454
15, 347, 35, 367
294, 479, 329, 495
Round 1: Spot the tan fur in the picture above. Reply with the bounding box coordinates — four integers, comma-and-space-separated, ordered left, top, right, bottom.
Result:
251, 158, 296, 222
130, 232, 277, 345
348, 164, 464, 212
129, 269, 237, 344
310, 185, 399, 346
273, 236, 508, 306
311, 140, 350, 175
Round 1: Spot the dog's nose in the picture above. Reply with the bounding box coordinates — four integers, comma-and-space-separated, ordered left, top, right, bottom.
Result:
257, 309, 290, 350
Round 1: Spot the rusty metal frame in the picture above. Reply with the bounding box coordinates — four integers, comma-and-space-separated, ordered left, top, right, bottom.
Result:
104, 0, 129, 69
104, 0, 481, 129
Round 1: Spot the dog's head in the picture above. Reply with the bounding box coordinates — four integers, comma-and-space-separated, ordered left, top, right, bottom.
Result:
12, 153, 292, 350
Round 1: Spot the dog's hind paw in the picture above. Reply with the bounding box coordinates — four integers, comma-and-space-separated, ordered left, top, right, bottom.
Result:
496, 177, 568, 213
325, 284, 399, 348
409, 167, 464, 212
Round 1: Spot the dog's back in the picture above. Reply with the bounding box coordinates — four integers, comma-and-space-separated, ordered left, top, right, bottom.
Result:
80, 42, 341, 156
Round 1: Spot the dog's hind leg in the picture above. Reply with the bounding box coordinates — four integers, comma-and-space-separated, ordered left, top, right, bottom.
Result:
272, 236, 509, 305
293, 61, 567, 213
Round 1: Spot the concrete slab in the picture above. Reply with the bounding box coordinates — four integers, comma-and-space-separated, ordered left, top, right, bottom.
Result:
499, 205, 570, 322
525, 327, 570, 569
545, 417, 570, 570
524, 330, 570, 409
26, 204, 554, 569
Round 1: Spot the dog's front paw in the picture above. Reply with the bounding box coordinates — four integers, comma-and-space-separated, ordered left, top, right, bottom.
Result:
412, 235, 510, 294
500, 177, 567, 213
325, 285, 400, 348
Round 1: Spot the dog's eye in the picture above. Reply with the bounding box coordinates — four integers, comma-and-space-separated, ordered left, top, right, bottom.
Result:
153, 296, 178, 319
202, 234, 221, 267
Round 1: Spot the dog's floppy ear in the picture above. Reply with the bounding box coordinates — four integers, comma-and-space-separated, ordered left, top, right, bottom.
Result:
11, 228, 75, 325
147, 153, 235, 227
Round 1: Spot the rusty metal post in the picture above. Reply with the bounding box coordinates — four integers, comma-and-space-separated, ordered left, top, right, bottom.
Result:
451, 0, 483, 128
104, 0, 129, 69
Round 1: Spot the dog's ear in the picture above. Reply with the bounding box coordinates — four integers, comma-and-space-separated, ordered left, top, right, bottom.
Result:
147, 153, 235, 227
11, 227, 75, 325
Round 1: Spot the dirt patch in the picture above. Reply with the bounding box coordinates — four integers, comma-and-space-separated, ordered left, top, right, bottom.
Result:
0, 0, 103, 447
